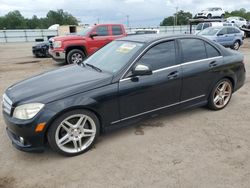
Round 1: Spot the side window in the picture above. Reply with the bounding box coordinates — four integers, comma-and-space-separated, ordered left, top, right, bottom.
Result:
205, 42, 220, 58
96, 26, 109, 36
180, 39, 207, 62
218, 28, 227, 35
136, 41, 176, 71
112, 26, 123, 35
227, 27, 235, 34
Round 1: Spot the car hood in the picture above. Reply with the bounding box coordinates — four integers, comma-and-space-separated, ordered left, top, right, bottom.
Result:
52, 35, 86, 42
5, 65, 113, 105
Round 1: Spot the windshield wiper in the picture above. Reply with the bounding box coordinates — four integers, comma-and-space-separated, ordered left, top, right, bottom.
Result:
85, 63, 102, 72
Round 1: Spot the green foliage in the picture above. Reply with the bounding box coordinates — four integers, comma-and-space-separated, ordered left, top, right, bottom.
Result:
160, 10, 193, 26
225, 8, 250, 20
0, 9, 79, 29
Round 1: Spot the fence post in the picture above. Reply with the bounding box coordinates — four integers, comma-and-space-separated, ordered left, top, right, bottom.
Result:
3, 30, 7, 43
24, 30, 28, 42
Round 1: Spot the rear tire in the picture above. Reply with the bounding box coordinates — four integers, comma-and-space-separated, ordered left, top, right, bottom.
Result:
221, 14, 225, 19
66, 49, 86, 64
208, 79, 233, 111
207, 14, 212, 19
231, 40, 240, 50
47, 109, 100, 156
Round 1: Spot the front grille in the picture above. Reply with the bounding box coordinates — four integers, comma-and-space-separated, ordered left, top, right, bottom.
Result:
49, 41, 54, 49
2, 93, 13, 115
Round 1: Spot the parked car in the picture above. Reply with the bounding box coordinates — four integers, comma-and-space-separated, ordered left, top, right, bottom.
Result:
195, 22, 245, 37
49, 24, 127, 64
227, 17, 247, 28
198, 26, 244, 50
3, 34, 245, 156
32, 41, 50, 58
134, 29, 159, 34
195, 7, 225, 19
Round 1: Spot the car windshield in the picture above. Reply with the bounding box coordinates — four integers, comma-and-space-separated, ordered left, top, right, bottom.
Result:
78, 27, 93, 36
205, 8, 214, 11
198, 28, 220, 36
196, 23, 203, 30
83, 41, 144, 73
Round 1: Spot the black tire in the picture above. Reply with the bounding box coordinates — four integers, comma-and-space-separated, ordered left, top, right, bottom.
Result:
208, 79, 233, 111
66, 49, 86, 64
47, 109, 100, 157
207, 14, 212, 19
221, 14, 225, 19
231, 40, 241, 50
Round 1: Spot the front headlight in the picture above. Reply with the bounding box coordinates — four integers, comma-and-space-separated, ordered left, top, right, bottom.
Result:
53, 41, 62, 48
13, 103, 45, 120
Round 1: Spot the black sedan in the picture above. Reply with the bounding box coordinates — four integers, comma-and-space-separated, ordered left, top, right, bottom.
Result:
3, 34, 245, 156
32, 41, 50, 58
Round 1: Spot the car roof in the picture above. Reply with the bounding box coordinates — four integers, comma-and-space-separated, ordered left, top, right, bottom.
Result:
118, 34, 205, 43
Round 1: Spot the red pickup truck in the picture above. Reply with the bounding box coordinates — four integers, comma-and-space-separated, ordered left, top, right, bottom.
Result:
49, 24, 127, 64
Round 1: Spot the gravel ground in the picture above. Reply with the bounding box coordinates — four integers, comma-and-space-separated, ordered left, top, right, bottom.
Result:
0, 40, 250, 188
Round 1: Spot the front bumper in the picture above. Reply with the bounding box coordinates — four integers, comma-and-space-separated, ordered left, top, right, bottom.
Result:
2, 111, 50, 153
49, 49, 66, 63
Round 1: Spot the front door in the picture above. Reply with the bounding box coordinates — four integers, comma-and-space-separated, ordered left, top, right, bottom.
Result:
118, 40, 182, 119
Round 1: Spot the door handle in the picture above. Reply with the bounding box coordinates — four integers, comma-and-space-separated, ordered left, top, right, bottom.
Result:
167, 71, 179, 80
209, 61, 218, 68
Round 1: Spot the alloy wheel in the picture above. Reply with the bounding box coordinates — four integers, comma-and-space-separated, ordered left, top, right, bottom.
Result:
71, 53, 83, 64
55, 114, 96, 154
213, 81, 232, 109
233, 41, 240, 50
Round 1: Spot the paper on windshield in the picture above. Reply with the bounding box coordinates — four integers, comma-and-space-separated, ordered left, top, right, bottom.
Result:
116, 43, 137, 53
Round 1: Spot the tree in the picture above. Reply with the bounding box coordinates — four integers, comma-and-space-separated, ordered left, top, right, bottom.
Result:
160, 10, 192, 26
0, 9, 79, 29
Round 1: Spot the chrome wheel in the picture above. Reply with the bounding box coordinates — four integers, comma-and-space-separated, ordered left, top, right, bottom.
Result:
55, 114, 96, 154
71, 53, 83, 64
213, 81, 232, 109
233, 41, 240, 50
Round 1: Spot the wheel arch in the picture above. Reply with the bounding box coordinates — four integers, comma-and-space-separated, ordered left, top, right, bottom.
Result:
44, 106, 104, 143
65, 45, 87, 57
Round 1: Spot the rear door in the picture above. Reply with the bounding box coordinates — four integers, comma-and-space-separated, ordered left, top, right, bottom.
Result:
118, 40, 182, 119
179, 38, 223, 101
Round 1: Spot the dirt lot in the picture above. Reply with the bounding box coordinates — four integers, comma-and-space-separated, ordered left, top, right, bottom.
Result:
0, 40, 250, 188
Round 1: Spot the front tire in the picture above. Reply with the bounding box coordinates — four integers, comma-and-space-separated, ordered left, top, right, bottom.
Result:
47, 109, 100, 156
207, 14, 212, 19
208, 79, 233, 110
66, 49, 86, 64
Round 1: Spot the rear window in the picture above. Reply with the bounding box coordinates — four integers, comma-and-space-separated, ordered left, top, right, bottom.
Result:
112, 26, 123, 35
180, 39, 207, 62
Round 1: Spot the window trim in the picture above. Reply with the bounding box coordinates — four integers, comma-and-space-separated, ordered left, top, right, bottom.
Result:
122, 39, 178, 79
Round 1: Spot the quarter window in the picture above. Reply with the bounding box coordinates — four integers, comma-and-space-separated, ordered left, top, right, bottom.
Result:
112, 26, 123, 35
205, 43, 220, 58
136, 41, 176, 71
96, 26, 109, 36
180, 39, 207, 62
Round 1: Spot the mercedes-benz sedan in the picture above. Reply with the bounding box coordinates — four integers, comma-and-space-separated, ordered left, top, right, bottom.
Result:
2, 35, 245, 156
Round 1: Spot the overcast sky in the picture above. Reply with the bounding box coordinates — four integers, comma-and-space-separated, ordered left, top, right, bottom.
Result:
0, 0, 249, 26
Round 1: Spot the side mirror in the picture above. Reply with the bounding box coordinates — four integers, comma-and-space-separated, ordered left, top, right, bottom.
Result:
90, 32, 98, 39
132, 64, 152, 76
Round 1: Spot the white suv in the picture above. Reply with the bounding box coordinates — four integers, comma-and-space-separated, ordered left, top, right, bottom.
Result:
227, 17, 247, 28
195, 7, 225, 19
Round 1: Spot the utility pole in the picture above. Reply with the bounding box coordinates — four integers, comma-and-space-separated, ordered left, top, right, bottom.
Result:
175, 6, 179, 26
126, 15, 130, 28
97, 18, 100, 24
